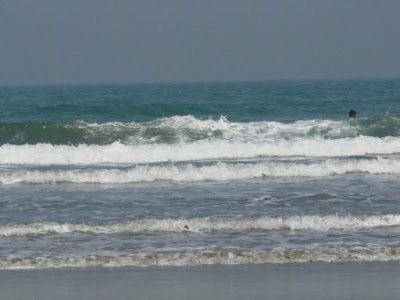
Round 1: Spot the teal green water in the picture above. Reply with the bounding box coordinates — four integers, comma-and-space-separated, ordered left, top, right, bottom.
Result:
1, 79, 399, 123
1, 79, 399, 145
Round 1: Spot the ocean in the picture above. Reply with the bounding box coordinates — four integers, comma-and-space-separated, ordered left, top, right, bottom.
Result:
1, 78, 400, 270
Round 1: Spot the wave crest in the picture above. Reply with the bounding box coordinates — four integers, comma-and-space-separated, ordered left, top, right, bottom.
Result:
2, 115, 400, 145
2, 214, 400, 237
1, 157, 399, 184
3, 247, 400, 270
1, 136, 400, 166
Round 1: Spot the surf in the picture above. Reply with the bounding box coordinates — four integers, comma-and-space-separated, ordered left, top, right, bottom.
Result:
1, 115, 400, 145
3, 247, 400, 270
1, 137, 400, 166
2, 214, 400, 237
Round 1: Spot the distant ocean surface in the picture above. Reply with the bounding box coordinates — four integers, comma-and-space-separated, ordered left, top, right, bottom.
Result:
1, 79, 400, 270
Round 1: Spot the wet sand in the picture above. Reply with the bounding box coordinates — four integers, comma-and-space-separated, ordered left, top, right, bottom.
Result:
2, 262, 400, 300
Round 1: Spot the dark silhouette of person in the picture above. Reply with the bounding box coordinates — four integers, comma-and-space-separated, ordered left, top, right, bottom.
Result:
349, 110, 356, 119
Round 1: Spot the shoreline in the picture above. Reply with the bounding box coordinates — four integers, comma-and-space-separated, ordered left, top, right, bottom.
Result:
2, 261, 400, 300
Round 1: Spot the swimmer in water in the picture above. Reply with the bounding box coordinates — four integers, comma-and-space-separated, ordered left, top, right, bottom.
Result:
349, 110, 356, 119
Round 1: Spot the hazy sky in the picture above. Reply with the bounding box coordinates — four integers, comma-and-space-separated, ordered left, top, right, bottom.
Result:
1, 0, 399, 85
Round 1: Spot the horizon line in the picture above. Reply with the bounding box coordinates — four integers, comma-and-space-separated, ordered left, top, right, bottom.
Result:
0, 76, 399, 88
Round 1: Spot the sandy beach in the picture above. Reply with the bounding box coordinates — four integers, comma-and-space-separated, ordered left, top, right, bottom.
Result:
2, 261, 400, 300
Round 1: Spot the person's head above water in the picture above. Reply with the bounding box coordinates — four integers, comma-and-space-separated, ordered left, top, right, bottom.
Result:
349, 110, 356, 119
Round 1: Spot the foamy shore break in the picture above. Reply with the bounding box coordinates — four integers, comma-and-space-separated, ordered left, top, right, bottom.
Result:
1, 214, 400, 237
1, 136, 400, 165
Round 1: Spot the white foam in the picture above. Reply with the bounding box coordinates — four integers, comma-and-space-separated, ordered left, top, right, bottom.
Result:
1, 136, 400, 166
2, 214, 400, 237
2, 247, 400, 270
83, 116, 356, 141
1, 157, 399, 184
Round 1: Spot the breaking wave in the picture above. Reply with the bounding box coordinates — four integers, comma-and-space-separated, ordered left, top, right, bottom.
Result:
3, 247, 400, 270
1, 157, 399, 184
1, 136, 400, 166
2, 214, 400, 237
1, 115, 400, 146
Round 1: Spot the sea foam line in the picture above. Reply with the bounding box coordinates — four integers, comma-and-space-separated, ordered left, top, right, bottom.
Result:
3, 247, 400, 270
1, 158, 399, 184
2, 214, 400, 237
0, 116, 359, 146
1, 136, 400, 165
83, 115, 358, 140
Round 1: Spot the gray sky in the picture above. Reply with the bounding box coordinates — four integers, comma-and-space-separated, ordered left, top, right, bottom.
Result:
1, 0, 399, 85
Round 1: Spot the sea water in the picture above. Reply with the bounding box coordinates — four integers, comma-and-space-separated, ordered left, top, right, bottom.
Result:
1, 79, 400, 269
